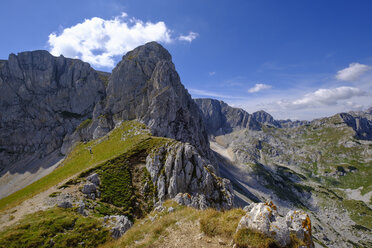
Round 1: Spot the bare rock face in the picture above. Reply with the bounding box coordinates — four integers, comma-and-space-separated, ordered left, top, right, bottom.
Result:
194, 98, 261, 136
94, 42, 211, 158
237, 202, 314, 248
338, 112, 372, 140
104, 215, 133, 239
251, 110, 281, 128
145, 141, 234, 210
0, 51, 105, 176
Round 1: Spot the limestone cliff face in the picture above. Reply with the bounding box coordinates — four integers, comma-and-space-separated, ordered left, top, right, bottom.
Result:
145, 141, 234, 209
0, 51, 105, 172
92, 42, 211, 157
194, 98, 261, 136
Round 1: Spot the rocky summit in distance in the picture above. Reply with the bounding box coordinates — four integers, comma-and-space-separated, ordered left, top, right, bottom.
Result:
194, 98, 261, 136
194, 98, 309, 136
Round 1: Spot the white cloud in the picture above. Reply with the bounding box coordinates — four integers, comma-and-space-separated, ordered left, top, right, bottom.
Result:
248, 83, 272, 93
278, 86, 366, 110
48, 13, 198, 68
336, 62, 371, 81
178, 32, 199, 42
209, 71, 216, 76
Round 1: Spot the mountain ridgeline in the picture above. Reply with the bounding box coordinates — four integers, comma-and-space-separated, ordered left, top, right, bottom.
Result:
0, 42, 371, 248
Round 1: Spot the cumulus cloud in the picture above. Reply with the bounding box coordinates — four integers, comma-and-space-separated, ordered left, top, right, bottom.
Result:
336, 63, 371, 81
278, 86, 366, 109
248, 83, 272, 93
48, 13, 197, 68
178, 32, 199, 42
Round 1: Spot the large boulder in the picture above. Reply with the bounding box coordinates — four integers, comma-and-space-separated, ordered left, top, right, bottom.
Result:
94, 42, 212, 159
237, 202, 314, 248
105, 215, 133, 239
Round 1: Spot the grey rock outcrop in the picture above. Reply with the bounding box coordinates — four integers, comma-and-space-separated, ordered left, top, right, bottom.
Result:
104, 215, 133, 239
194, 98, 261, 136
145, 141, 234, 210
0, 50, 105, 178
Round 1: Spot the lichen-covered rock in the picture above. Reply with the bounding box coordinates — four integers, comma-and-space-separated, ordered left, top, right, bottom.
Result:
237, 202, 314, 248
146, 141, 234, 210
105, 215, 133, 239
285, 210, 313, 248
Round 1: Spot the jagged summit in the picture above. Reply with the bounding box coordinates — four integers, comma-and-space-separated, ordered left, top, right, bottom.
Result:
91, 42, 211, 157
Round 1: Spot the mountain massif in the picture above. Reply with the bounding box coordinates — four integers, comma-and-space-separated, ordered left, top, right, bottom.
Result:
0, 42, 371, 248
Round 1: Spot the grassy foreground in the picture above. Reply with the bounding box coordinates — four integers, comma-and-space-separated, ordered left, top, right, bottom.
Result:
0, 208, 110, 248
0, 121, 151, 212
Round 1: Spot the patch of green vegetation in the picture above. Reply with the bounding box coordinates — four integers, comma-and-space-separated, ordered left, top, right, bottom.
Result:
76, 118, 92, 131
233, 228, 279, 248
49, 191, 61, 198
88, 136, 169, 219
0, 208, 110, 248
98, 73, 110, 87
0, 121, 152, 212
98, 157, 134, 217
94, 201, 124, 217
233, 228, 306, 248
342, 200, 372, 229
200, 208, 246, 238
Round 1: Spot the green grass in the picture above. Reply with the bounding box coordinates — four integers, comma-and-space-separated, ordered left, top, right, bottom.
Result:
199, 208, 245, 238
0, 121, 151, 212
76, 118, 92, 131
233, 229, 306, 248
233, 228, 279, 248
342, 199, 372, 229
0, 208, 110, 248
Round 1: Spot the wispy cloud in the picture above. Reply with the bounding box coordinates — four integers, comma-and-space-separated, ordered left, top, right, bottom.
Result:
189, 88, 243, 99
277, 86, 366, 110
209, 71, 216, 76
248, 83, 272, 93
178, 32, 199, 42
336, 62, 371, 81
48, 12, 198, 68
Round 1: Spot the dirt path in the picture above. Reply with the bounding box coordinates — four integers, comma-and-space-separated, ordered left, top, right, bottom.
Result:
151, 220, 232, 248
0, 176, 82, 231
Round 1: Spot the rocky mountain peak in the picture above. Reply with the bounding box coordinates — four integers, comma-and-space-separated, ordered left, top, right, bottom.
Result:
91, 42, 211, 157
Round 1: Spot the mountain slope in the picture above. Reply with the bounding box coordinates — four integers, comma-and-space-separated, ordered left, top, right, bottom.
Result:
207, 108, 372, 248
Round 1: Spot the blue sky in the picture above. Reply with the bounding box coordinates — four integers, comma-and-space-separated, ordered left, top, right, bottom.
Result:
1, 0, 371, 120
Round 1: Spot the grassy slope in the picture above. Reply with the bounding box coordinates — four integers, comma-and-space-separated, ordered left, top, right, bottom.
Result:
0, 208, 110, 248
0, 121, 151, 212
